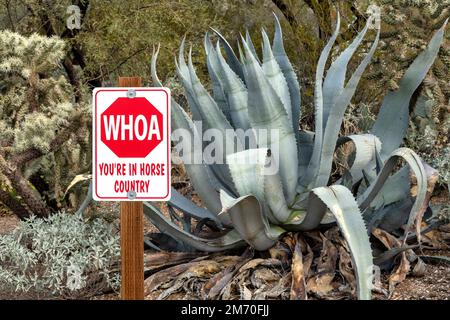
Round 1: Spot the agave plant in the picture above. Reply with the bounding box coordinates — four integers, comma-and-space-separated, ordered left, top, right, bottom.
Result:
145, 13, 447, 300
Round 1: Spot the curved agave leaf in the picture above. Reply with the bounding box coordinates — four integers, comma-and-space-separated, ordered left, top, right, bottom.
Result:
187, 49, 236, 136
367, 166, 410, 211
175, 38, 202, 122
171, 103, 224, 215
226, 149, 265, 199
151, 44, 164, 87
358, 148, 427, 238
371, 20, 448, 158
169, 187, 222, 226
272, 13, 301, 142
143, 202, 245, 252
220, 190, 284, 251
241, 37, 298, 203
152, 48, 227, 215
204, 33, 231, 122
156, 45, 237, 210
414, 161, 439, 241
297, 130, 314, 178
314, 25, 380, 188
210, 164, 239, 198
245, 29, 261, 64
264, 166, 292, 223
215, 41, 251, 131
187, 49, 243, 192
284, 185, 373, 300
337, 134, 382, 183
297, 13, 340, 192
261, 28, 292, 127
210, 27, 245, 81
283, 190, 330, 231
322, 16, 372, 130
237, 41, 245, 65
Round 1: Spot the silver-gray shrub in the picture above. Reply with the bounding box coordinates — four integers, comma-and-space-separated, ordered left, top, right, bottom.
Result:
0, 212, 120, 299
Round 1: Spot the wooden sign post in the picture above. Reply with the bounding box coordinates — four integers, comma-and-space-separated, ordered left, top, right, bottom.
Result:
118, 76, 144, 300
93, 76, 170, 299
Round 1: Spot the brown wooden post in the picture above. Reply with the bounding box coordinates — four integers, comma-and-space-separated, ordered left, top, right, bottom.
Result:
118, 76, 144, 300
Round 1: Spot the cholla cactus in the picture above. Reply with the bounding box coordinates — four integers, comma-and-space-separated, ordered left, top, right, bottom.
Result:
147, 13, 447, 300
0, 31, 90, 218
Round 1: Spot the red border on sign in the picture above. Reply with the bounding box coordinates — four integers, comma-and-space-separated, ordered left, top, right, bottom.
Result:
94, 88, 170, 200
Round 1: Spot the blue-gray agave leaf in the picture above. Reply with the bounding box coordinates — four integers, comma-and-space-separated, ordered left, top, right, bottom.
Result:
226, 148, 291, 224
241, 37, 298, 203
337, 134, 382, 183
152, 49, 225, 215
170, 187, 221, 225
358, 148, 427, 238
285, 185, 373, 300
297, 13, 340, 192
371, 20, 448, 158
314, 22, 380, 188
322, 16, 372, 130
245, 29, 261, 64
144, 202, 244, 252
272, 13, 302, 142
210, 27, 245, 81
215, 41, 251, 131
175, 38, 203, 122
204, 33, 231, 122
262, 28, 292, 128
220, 190, 283, 251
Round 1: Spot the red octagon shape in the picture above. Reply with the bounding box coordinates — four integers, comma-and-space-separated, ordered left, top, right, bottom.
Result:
101, 97, 163, 158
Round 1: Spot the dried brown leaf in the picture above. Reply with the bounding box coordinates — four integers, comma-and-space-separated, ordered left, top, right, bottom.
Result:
290, 240, 307, 300
317, 238, 338, 274
145, 261, 196, 294
241, 285, 252, 300
265, 273, 291, 299
372, 228, 402, 249
388, 252, 410, 295
251, 268, 280, 288
411, 257, 427, 277
411, 162, 439, 243
144, 252, 205, 273
238, 258, 282, 272
269, 241, 291, 265
338, 245, 356, 294
306, 273, 335, 296
157, 260, 221, 299
205, 250, 253, 299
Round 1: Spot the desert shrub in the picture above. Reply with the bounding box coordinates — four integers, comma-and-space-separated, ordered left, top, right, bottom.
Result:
0, 212, 120, 299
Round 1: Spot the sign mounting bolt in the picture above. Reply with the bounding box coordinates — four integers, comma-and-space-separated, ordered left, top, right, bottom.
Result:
127, 190, 137, 200
127, 89, 136, 99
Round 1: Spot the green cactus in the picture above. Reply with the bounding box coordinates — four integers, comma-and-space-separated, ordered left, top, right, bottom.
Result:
0, 31, 90, 218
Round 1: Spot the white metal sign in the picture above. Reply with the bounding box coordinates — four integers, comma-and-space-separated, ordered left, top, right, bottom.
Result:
93, 88, 171, 201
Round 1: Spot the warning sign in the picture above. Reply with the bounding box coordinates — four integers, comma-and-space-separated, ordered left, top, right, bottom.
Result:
93, 88, 171, 201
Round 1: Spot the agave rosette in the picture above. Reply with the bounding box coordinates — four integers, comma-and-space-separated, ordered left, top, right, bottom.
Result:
146, 13, 448, 300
